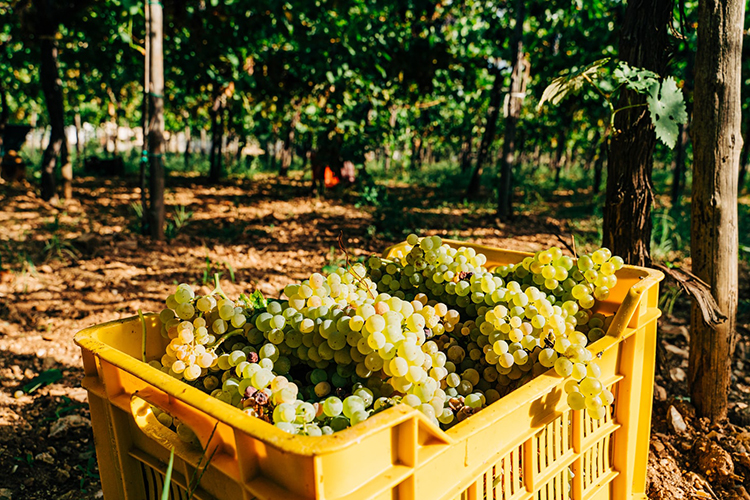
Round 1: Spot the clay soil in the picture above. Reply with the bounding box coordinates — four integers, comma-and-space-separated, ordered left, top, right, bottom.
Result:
1, 172, 749, 499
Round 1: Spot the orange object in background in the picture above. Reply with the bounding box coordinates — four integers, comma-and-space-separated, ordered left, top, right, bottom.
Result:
324, 166, 341, 188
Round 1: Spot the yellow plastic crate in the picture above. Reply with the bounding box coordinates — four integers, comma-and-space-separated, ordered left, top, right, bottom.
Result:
75, 240, 663, 500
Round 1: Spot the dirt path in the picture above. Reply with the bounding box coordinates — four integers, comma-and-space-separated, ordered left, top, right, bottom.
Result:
1, 173, 749, 499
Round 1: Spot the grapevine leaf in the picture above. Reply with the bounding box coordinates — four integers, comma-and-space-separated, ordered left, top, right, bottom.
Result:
247, 290, 267, 310
613, 62, 659, 93
647, 77, 688, 148
537, 58, 610, 111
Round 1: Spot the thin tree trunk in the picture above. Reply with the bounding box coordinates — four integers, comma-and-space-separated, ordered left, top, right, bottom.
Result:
554, 154, 566, 186
411, 133, 423, 170
184, 125, 191, 170
466, 66, 504, 199
671, 124, 688, 204
688, 0, 744, 423
739, 139, 749, 193
498, 0, 527, 219
107, 93, 119, 156
141, 1, 150, 234
583, 131, 601, 172
602, 0, 672, 266
551, 129, 566, 185
738, 116, 750, 192
208, 97, 224, 183
39, 29, 66, 202
274, 138, 283, 168
459, 139, 473, 172
200, 128, 207, 156
532, 143, 541, 169
0, 82, 7, 155
74, 113, 83, 168
563, 145, 573, 174
60, 135, 72, 199
235, 136, 244, 168
593, 141, 607, 195
280, 126, 294, 176
147, 0, 165, 240
266, 139, 275, 171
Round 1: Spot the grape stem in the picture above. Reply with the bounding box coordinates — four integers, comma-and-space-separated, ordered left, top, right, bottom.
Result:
211, 274, 228, 300
211, 328, 244, 351
338, 231, 374, 299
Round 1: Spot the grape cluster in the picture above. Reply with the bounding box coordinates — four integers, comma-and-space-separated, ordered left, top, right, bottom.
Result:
151, 235, 626, 435
367, 236, 622, 421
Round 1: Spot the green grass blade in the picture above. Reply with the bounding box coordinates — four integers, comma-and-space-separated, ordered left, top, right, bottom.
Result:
161, 448, 175, 500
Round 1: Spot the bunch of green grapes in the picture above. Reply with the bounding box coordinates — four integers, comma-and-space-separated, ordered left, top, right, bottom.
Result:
366, 237, 625, 421
151, 234, 627, 433
368, 234, 495, 319
153, 283, 254, 382
156, 265, 462, 430
496, 246, 623, 324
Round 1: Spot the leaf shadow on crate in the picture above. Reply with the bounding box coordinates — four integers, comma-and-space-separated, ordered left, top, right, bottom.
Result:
528, 387, 564, 429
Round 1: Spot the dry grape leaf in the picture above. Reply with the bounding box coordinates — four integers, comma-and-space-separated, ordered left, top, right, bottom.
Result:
537, 58, 610, 110
647, 77, 688, 149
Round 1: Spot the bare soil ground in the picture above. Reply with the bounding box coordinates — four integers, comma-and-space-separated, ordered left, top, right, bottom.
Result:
0, 172, 749, 499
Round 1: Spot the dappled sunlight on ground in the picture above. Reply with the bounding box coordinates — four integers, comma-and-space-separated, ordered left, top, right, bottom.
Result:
2, 171, 747, 498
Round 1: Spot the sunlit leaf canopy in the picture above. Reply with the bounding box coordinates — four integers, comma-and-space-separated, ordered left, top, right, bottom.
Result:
0, 0, 747, 166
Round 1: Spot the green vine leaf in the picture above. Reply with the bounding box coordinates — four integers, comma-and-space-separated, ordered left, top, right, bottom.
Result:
537, 58, 610, 110
613, 62, 659, 93
246, 290, 267, 310
647, 77, 688, 148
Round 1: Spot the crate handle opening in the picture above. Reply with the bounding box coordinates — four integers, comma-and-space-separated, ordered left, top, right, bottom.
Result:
131, 387, 226, 465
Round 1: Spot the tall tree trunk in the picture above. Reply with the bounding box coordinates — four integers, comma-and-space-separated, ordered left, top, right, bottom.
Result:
459, 139, 473, 172
531, 142, 541, 170
60, 135, 72, 199
184, 125, 191, 171
208, 97, 224, 183
140, 1, 150, 234
280, 126, 294, 176
602, 0, 672, 266
583, 130, 602, 172
106, 91, 118, 156
0, 82, 7, 155
74, 112, 83, 168
551, 129, 567, 184
593, 140, 607, 195
147, 0, 165, 240
39, 22, 66, 202
236, 137, 245, 167
739, 138, 749, 193
671, 124, 688, 204
498, 0, 527, 219
199, 128, 207, 157
738, 115, 750, 192
411, 133, 423, 170
688, 0, 744, 423
466, 66, 504, 199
